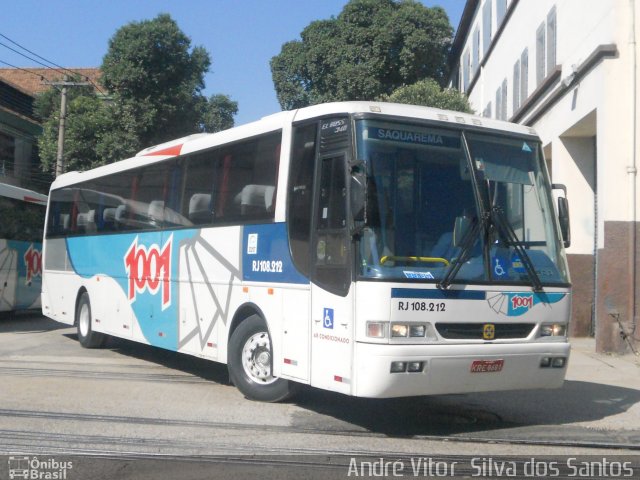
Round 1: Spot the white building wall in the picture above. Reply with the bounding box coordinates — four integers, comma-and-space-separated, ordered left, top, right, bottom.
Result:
450, 0, 640, 351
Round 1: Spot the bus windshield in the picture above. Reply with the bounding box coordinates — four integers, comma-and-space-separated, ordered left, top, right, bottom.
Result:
355, 119, 569, 286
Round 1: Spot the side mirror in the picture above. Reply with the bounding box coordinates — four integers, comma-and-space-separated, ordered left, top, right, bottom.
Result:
552, 184, 571, 248
349, 160, 366, 224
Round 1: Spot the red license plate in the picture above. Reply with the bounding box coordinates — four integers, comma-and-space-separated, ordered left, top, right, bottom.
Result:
470, 359, 504, 373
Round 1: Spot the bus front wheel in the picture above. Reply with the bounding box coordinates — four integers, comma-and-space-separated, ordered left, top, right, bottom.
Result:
228, 315, 295, 402
76, 292, 106, 348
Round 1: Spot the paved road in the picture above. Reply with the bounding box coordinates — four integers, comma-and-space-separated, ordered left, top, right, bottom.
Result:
0, 312, 638, 478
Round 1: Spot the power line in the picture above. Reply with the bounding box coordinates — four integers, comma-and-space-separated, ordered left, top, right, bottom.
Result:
0, 32, 104, 95
0, 33, 75, 77
0, 58, 48, 82
0, 40, 58, 72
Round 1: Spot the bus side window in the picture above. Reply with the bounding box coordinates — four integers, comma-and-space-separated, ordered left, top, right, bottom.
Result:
0, 196, 17, 238
188, 193, 213, 223
102, 208, 117, 231
288, 123, 317, 277
314, 154, 350, 296
46, 189, 72, 237
218, 132, 281, 223
183, 151, 218, 226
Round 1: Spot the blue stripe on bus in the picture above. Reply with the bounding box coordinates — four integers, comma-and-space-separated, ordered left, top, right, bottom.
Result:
242, 223, 309, 284
391, 288, 486, 300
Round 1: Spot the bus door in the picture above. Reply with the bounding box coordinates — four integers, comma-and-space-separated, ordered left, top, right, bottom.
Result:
310, 150, 355, 395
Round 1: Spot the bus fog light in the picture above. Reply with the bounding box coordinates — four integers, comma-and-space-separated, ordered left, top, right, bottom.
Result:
390, 361, 407, 373
367, 322, 386, 338
391, 324, 408, 337
409, 325, 426, 337
540, 357, 551, 368
553, 324, 567, 336
540, 323, 567, 337
552, 357, 566, 368
407, 361, 424, 373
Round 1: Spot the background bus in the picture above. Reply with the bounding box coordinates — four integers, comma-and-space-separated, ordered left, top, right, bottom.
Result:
42, 102, 571, 402
0, 183, 46, 314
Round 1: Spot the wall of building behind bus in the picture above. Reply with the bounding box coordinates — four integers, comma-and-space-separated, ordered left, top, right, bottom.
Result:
0, 78, 43, 190
448, 0, 639, 353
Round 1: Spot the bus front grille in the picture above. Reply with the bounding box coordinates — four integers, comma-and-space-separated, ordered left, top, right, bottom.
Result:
435, 323, 535, 340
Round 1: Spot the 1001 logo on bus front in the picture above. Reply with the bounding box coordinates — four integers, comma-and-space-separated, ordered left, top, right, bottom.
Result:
510, 294, 533, 311
124, 235, 172, 310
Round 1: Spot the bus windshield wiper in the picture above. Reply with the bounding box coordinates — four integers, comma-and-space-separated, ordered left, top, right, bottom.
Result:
438, 208, 544, 292
437, 215, 482, 290
489, 205, 544, 292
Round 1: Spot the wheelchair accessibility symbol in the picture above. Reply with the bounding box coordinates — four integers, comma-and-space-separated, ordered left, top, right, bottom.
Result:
494, 258, 506, 277
323, 308, 334, 329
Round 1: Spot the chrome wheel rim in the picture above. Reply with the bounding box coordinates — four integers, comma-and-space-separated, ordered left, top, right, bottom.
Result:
241, 331, 277, 384
79, 302, 90, 338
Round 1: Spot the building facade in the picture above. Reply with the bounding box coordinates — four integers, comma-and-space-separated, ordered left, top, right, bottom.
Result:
449, 0, 639, 353
0, 77, 41, 190
0, 68, 101, 192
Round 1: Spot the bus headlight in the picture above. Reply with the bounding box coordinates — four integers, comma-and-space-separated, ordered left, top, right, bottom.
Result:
391, 323, 438, 341
391, 324, 409, 337
540, 323, 567, 337
367, 322, 438, 342
409, 325, 426, 337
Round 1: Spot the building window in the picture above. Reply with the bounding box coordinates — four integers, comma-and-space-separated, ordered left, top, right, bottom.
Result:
0, 131, 15, 177
451, 69, 460, 92
482, 0, 492, 56
546, 6, 557, 74
501, 79, 508, 120
495, 80, 507, 121
462, 50, 470, 92
496, 0, 507, 27
472, 27, 480, 74
536, 21, 546, 86
521, 48, 529, 102
483, 102, 492, 118
513, 59, 521, 112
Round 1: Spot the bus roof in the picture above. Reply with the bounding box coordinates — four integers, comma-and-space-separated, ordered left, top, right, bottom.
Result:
50, 101, 539, 190
0, 182, 47, 204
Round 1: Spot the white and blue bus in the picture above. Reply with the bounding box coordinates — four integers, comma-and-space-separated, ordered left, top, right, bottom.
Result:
0, 183, 46, 314
42, 102, 572, 401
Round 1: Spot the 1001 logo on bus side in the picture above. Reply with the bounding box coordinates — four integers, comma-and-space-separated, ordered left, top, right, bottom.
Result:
124, 235, 172, 310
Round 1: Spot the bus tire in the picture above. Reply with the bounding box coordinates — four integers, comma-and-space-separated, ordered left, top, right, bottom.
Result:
76, 292, 106, 348
228, 314, 296, 402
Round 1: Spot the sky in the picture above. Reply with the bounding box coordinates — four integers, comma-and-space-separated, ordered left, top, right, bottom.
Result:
1, 1, 465, 126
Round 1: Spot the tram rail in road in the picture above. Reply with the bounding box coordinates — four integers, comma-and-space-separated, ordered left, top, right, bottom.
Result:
0, 312, 638, 459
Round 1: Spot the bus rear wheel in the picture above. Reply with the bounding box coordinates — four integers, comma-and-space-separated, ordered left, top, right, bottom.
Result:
228, 315, 296, 402
76, 292, 106, 348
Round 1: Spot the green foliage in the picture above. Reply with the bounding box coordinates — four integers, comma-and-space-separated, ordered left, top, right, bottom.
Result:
36, 14, 237, 175
101, 13, 212, 148
200, 94, 238, 133
382, 78, 473, 113
271, 0, 453, 109
36, 87, 107, 174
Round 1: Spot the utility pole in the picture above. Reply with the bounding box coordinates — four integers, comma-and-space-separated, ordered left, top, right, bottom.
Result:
44, 76, 90, 177
55, 81, 68, 178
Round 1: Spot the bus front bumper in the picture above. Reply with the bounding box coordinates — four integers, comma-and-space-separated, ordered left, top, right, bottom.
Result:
353, 341, 570, 398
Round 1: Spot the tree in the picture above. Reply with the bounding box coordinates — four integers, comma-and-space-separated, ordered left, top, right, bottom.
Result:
270, 0, 453, 110
101, 14, 212, 149
34, 80, 108, 174
382, 78, 472, 113
36, 14, 237, 175
200, 94, 238, 133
